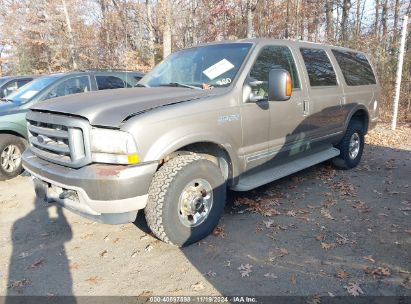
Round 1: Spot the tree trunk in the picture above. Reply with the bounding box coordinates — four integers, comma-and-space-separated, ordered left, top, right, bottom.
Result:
162, 0, 172, 58
246, 0, 259, 38
146, 0, 155, 67
341, 0, 351, 45
285, 0, 290, 38
325, 0, 334, 41
393, 0, 400, 45
374, 0, 380, 37
61, 0, 78, 69
381, 0, 388, 38
355, 0, 361, 37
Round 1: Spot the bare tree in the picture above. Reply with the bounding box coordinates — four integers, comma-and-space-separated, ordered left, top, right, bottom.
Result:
341, 0, 351, 45
325, 0, 334, 41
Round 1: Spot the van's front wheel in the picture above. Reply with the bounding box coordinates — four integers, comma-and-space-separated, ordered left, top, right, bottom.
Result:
145, 154, 226, 247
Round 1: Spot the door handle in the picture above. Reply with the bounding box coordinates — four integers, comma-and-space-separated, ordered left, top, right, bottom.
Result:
303, 100, 310, 115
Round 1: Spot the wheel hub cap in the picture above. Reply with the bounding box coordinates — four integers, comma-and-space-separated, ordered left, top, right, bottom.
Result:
349, 132, 360, 159
178, 179, 213, 227
1, 144, 22, 173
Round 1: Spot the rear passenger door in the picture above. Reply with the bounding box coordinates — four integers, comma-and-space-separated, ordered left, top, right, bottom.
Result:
298, 47, 345, 142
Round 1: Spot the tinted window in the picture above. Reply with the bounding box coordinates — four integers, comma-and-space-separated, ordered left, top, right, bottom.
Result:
45, 76, 90, 100
96, 75, 125, 90
332, 50, 376, 86
17, 79, 32, 87
300, 48, 337, 86
249, 46, 299, 99
250, 46, 300, 89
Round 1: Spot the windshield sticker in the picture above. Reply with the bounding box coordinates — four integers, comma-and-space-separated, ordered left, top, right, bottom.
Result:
20, 90, 38, 99
203, 59, 235, 80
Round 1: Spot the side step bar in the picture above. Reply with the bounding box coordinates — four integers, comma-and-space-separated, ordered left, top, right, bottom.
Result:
232, 147, 340, 191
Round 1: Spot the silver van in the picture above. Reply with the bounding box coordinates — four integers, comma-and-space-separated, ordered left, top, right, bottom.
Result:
22, 39, 379, 246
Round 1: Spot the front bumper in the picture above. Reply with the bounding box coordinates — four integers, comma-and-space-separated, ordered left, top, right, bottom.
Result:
22, 149, 158, 224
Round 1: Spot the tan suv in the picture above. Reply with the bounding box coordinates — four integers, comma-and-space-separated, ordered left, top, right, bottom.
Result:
22, 39, 379, 246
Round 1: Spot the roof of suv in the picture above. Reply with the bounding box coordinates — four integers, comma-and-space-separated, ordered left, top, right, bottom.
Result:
197, 38, 364, 55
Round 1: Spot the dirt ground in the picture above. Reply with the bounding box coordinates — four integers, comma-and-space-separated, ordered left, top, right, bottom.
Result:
0, 124, 410, 298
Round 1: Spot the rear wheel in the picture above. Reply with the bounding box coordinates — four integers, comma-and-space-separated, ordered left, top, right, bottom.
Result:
332, 119, 365, 169
0, 134, 26, 181
145, 154, 226, 247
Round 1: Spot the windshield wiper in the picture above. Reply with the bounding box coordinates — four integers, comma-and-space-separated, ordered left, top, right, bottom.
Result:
1, 98, 13, 103
159, 82, 202, 90
135, 83, 150, 88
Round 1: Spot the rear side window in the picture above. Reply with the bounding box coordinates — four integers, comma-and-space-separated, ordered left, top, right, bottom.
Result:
96, 75, 125, 90
332, 50, 376, 86
300, 48, 337, 87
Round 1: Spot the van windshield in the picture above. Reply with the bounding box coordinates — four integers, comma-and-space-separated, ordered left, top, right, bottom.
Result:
6, 76, 58, 103
140, 43, 253, 89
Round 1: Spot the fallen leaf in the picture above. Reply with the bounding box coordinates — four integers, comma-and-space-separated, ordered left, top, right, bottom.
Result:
363, 255, 375, 263
264, 273, 278, 279
336, 270, 349, 279
212, 225, 225, 238
345, 282, 364, 296
204, 270, 216, 277
69, 262, 80, 270
100, 250, 108, 258
30, 257, 46, 269
238, 264, 253, 277
320, 208, 335, 220
291, 274, 297, 285
113, 238, 120, 244
365, 267, 391, 277
402, 277, 411, 289
191, 281, 205, 291
131, 250, 139, 258
286, 210, 296, 217
263, 220, 274, 228
81, 233, 94, 240
139, 291, 153, 296
321, 242, 335, 250
8, 279, 32, 289
85, 276, 103, 285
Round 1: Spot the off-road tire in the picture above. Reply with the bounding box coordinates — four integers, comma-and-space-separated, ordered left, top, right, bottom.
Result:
145, 154, 226, 247
332, 119, 365, 170
0, 134, 26, 181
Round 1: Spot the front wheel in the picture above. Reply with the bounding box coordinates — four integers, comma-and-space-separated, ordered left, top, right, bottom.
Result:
145, 154, 226, 247
332, 119, 365, 169
0, 134, 26, 181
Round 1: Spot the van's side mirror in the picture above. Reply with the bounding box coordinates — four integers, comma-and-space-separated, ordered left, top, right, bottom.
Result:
268, 69, 292, 101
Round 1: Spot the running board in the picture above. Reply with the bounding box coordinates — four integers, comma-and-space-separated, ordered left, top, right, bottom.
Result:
232, 147, 340, 191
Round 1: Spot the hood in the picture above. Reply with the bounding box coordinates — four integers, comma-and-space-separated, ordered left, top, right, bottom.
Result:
31, 87, 213, 127
0, 101, 22, 116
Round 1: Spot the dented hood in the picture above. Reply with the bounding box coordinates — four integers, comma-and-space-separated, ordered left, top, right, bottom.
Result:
31, 87, 212, 127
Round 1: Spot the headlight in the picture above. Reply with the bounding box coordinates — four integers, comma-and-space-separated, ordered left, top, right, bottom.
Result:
90, 128, 139, 164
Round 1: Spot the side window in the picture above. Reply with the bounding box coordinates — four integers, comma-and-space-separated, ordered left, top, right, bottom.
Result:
1, 81, 18, 97
332, 50, 376, 86
96, 75, 125, 90
45, 76, 90, 100
300, 48, 337, 87
249, 46, 300, 98
17, 79, 32, 88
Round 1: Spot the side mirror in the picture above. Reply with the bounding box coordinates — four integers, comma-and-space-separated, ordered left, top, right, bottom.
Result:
268, 69, 292, 101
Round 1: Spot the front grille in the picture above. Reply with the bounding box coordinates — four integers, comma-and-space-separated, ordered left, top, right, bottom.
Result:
26, 111, 91, 168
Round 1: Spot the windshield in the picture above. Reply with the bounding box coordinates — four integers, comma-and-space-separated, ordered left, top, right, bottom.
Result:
6, 76, 58, 103
140, 43, 253, 88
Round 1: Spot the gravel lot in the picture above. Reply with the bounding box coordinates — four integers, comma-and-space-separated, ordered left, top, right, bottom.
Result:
0, 138, 410, 297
